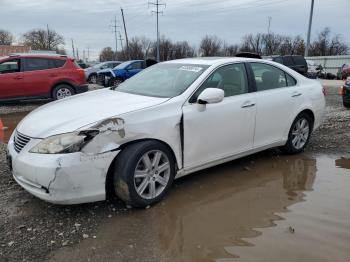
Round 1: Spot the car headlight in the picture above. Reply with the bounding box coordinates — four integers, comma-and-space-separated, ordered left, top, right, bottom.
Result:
29, 132, 96, 154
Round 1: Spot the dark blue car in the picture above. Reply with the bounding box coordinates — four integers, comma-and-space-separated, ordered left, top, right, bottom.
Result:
97, 59, 157, 87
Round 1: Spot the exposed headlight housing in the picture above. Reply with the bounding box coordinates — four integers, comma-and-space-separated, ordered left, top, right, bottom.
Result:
29, 131, 98, 154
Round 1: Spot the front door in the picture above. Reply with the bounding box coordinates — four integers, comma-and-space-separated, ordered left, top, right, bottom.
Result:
183, 63, 256, 170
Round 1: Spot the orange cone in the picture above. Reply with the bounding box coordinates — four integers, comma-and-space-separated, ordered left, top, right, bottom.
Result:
0, 118, 4, 143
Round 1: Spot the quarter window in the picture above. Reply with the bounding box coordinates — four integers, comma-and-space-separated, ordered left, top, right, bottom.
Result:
0, 59, 20, 74
286, 73, 297, 86
251, 63, 287, 91
192, 63, 248, 101
24, 58, 50, 71
49, 59, 66, 69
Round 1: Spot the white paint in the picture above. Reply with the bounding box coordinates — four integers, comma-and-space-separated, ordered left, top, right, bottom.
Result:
8, 57, 326, 204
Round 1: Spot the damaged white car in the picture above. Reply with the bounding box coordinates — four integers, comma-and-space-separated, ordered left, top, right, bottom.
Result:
7, 57, 326, 207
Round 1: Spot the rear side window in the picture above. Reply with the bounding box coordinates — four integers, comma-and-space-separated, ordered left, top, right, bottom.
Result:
292, 56, 306, 66
273, 57, 283, 64
128, 62, 143, 70
250, 63, 287, 91
23, 58, 50, 71
282, 56, 294, 66
49, 59, 66, 69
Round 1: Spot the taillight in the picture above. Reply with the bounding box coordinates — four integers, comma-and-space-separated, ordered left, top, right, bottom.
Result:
338, 86, 344, 96
322, 86, 327, 96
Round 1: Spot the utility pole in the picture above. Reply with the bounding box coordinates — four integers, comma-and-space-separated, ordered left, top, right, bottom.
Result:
121, 8, 130, 60
305, 0, 315, 57
87, 46, 90, 62
118, 32, 124, 53
47, 24, 51, 50
149, 0, 166, 62
71, 39, 75, 59
110, 16, 120, 60
267, 16, 272, 35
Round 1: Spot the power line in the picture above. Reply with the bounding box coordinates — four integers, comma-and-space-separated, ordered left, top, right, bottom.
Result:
148, 0, 166, 62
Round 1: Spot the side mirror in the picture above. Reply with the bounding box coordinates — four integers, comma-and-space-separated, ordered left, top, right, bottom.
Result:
197, 88, 224, 104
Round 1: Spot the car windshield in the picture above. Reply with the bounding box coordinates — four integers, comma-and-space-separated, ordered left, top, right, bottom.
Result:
114, 61, 135, 70
115, 63, 209, 98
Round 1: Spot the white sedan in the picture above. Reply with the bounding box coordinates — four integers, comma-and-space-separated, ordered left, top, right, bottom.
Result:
7, 57, 326, 207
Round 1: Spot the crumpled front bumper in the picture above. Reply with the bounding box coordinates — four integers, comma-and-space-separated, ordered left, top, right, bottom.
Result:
7, 133, 119, 205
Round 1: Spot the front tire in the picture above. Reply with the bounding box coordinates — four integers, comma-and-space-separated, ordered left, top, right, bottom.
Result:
88, 74, 97, 84
108, 77, 123, 88
281, 113, 313, 154
113, 141, 176, 208
343, 100, 350, 108
52, 84, 75, 100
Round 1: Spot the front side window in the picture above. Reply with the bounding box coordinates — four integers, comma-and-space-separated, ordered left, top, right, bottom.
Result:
191, 63, 248, 101
24, 58, 50, 71
117, 63, 209, 98
251, 63, 288, 91
0, 59, 20, 74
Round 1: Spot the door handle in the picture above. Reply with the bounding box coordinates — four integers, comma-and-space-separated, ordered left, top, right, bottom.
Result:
241, 102, 256, 108
49, 74, 57, 77
291, 92, 302, 97
14, 76, 23, 80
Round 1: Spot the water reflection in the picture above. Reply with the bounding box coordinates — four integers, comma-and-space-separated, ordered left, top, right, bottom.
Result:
50, 154, 317, 262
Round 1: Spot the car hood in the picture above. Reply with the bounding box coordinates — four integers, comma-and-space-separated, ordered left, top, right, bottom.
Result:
97, 68, 111, 74
17, 89, 169, 138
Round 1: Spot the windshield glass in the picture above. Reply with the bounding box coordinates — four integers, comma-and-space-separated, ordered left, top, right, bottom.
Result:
116, 63, 209, 98
114, 61, 135, 70
92, 63, 105, 69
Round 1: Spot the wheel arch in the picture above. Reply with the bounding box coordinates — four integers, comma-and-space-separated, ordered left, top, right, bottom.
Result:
297, 109, 315, 130
105, 138, 179, 199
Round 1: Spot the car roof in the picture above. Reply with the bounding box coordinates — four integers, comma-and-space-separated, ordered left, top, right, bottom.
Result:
164, 57, 263, 66
5, 53, 69, 59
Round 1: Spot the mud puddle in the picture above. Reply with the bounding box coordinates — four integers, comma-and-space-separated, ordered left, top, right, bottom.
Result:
49, 154, 350, 262
0, 111, 30, 143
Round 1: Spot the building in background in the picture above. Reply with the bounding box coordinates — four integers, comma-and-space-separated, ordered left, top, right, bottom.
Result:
0, 45, 31, 56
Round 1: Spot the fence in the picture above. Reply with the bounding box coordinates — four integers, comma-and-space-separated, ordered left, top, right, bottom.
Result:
305, 55, 350, 75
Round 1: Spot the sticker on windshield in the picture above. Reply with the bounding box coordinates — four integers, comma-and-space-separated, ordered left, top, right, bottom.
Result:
179, 66, 203, 73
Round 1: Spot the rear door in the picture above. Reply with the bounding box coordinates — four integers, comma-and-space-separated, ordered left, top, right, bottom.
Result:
0, 58, 22, 99
183, 63, 256, 169
21, 58, 52, 96
248, 62, 303, 148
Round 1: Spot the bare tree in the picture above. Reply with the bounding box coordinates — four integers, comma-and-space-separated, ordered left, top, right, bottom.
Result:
221, 42, 239, 56
172, 41, 195, 59
0, 29, 14, 45
99, 47, 115, 62
279, 36, 305, 55
263, 33, 283, 56
199, 35, 222, 56
240, 34, 264, 54
22, 28, 64, 50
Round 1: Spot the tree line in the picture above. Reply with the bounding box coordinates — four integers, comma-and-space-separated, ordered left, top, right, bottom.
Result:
1, 27, 348, 62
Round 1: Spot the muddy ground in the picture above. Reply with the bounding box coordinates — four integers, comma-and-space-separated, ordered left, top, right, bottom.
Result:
0, 81, 349, 262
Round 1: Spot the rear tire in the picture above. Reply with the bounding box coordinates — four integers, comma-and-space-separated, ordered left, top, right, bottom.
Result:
281, 113, 313, 154
113, 141, 176, 208
52, 84, 75, 100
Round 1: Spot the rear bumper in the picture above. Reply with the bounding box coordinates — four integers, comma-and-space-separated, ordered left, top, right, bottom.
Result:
75, 84, 89, 94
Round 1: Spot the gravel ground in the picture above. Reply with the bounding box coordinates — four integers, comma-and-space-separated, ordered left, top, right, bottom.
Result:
0, 81, 349, 261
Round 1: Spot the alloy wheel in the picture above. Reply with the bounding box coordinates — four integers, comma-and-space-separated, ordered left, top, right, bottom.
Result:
133, 150, 171, 200
56, 88, 72, 100
291, 118, 310, 150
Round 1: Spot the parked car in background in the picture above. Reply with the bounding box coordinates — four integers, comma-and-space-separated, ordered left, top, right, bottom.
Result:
272, 55, 308, 76
7, 57, 325, 206
340, 76, 350, 108
77, 62, 91, 69
84, 61, 122, 84
0, 54, 87, 101
97, 59, 157, 87
337, 64, 350, 80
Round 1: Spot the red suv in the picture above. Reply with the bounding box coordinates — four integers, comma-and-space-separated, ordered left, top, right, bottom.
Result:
0, 54, 88, 102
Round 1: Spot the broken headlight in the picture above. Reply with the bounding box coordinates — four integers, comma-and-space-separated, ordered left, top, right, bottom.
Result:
29, 131, 98, 154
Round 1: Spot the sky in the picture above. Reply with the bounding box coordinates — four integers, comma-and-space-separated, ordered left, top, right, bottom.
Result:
0, 0, 349, 60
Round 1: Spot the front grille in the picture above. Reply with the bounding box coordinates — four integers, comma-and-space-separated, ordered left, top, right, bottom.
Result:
14, 131, 31, 153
